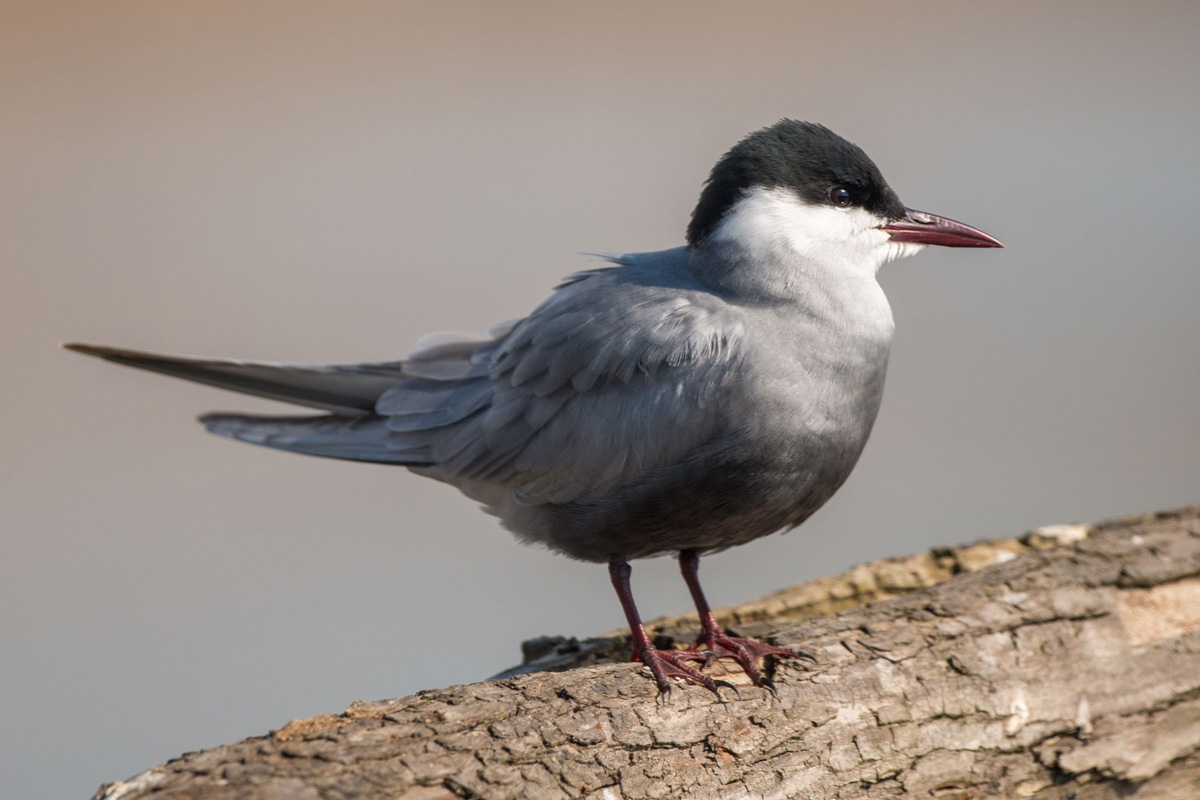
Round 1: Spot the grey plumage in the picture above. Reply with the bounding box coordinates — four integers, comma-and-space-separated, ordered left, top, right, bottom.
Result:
65, 120, 1002, 694
65, 240, 891, 562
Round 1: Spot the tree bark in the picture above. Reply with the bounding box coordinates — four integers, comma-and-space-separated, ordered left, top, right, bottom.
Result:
94, 506, 1200, 800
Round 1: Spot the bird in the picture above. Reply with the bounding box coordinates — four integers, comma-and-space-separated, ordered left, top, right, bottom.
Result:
65, 120, 1002, 698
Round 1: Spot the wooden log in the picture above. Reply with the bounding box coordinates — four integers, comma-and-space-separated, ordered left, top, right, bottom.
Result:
94, 506, 1200, 800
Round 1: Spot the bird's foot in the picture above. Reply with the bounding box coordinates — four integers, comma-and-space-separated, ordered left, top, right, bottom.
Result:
694, 633, 815, 695
634, 646, 738, 701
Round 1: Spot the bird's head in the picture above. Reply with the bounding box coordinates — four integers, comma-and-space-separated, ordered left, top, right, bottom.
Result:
687, 120, 1002, 293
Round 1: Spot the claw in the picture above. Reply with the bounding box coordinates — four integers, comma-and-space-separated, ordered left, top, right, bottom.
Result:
636, 646, 730, 698
712, 679, 740, 700
694, 634, 815, 694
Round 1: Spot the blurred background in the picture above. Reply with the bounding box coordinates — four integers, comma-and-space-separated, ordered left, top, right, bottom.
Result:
3, 1, 1198, 796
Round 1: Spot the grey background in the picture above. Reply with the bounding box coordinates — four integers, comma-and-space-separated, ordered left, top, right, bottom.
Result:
3, 2, 1198, 797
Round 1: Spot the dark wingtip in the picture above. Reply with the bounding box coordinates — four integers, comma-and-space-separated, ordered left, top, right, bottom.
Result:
197, 412, 256, 441
61, 342, 139, 362
61, 342, 107, 356
197, 411, 227, 429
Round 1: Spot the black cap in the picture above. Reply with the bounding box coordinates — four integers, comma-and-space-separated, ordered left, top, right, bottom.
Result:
687, 120, 906, 246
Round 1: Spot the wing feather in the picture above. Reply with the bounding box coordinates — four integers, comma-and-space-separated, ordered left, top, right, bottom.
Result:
387, 264, 746, 506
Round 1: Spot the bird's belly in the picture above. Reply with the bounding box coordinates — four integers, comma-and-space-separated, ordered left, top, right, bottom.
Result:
493, 331, 892, 563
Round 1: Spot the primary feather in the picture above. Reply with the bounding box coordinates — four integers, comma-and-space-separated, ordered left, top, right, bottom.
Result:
61, 343, 402, 414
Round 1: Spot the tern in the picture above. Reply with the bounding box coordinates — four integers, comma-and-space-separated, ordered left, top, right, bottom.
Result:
66, 120, 1002, 697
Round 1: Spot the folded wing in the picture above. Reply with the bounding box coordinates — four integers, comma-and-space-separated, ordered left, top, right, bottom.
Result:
378, 269, 745, 505
67, 254, 746, 506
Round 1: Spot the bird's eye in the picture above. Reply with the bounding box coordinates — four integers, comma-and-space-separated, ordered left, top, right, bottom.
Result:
830, 187, 852, 208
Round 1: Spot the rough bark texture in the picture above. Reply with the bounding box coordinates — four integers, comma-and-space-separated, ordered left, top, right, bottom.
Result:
95, 506, 1200, 800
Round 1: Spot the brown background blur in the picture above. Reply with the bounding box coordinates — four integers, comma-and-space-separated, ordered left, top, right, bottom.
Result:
3, 2, 1198, 796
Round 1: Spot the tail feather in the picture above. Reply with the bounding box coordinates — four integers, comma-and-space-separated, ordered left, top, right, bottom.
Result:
63, 343, 403, 414
200, 412, 430, 465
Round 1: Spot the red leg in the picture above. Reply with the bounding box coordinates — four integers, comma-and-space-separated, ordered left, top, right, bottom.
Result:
609, 556, 734, 699
679, 549, 815, 693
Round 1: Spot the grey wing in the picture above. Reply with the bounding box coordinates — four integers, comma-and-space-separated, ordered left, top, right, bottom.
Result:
64, 325, 519, 466
70, 259, 745, 497
191, 320, 522, 465
378, 275, 745, 506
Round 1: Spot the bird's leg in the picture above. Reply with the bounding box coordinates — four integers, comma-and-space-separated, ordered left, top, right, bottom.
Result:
679, 549, 815, 693
608, 555, 734, 699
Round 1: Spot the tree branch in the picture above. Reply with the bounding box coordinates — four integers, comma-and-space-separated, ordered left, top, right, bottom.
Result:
94, 506, 1200, 800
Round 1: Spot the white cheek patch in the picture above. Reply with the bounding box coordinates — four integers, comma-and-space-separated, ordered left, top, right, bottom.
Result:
711, 186, 918, 275
713, 187, 856, 248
